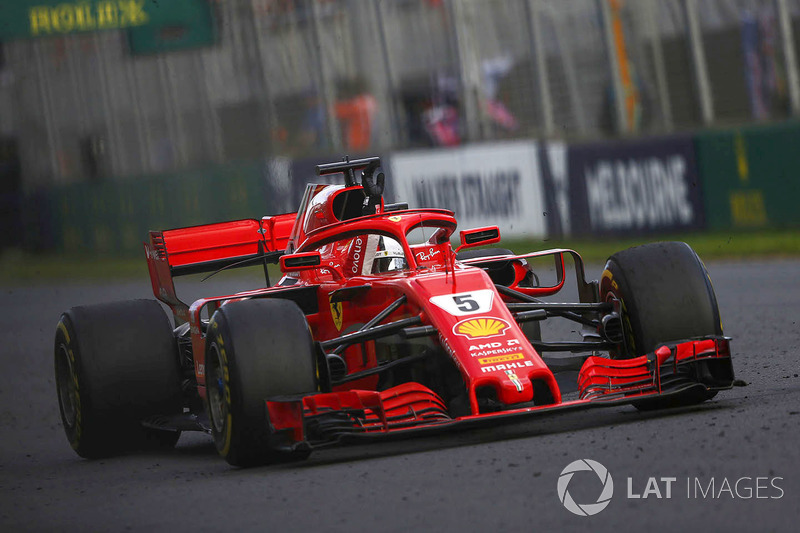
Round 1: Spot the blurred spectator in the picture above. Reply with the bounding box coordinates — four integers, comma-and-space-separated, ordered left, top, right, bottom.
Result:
422, 73, 461, 146
271, 89, 326, 155
335, 78, 376, 151
481, 56, 519, 134
300, 90, 326, 150
423, 104, 460, 146
742, 7, 788, 120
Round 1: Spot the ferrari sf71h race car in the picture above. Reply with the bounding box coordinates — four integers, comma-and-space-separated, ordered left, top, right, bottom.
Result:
55, 157, 735, 466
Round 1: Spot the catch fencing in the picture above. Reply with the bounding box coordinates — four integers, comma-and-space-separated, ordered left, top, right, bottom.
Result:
2, 0, 800, 192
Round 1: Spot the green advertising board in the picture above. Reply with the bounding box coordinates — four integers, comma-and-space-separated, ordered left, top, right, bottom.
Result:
695, 121, 800, 230
24, 160, 282, 255
0, 0, 214, 52
127, 0, 216, 55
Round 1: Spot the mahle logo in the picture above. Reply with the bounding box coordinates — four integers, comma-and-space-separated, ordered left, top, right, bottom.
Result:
557, 459, 614, 516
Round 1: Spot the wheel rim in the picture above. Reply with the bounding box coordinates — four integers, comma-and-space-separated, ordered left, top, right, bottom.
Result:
207, 343, 227, 434
55, 344, 78, 429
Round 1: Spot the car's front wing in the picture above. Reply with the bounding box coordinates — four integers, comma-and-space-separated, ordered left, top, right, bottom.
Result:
265, 337, 734, 449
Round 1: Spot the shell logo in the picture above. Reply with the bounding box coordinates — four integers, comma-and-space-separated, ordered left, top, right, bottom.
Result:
453, 317, 510, 339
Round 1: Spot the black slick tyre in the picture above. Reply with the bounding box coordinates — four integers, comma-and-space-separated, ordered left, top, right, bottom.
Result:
54, 300, 183, 458
455, 247, 514, 261
205, 298, 317, 467
456, 247, 517, 286
600, 242, 723, 410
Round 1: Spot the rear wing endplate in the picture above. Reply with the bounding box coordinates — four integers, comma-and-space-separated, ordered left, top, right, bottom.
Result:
144, 214, 295, 323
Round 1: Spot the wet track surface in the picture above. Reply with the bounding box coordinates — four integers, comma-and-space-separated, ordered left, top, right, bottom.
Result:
2, 259, 799, 531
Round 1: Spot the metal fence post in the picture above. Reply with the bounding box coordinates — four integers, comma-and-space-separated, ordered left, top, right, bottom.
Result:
683, 0, 714, 125
775, 0, 800, 115
450, 0, 485, 142
309, 0, 342, 152
157, 53, 189, 168
248, 0, 277, 153
65, 36, 87, 145
643, 0, 673, 130
93, 33, 128, 175
121, 44, 156, 175
32, 40, 61, 184
545, 4, 587, 134
374, 0, 398, 147
89, 35, 116, 176
599, 0, 628, 134
195, 51, 225, 164
526, 0, 553, 136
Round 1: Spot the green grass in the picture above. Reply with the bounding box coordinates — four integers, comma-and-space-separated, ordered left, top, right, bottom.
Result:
2, 228, 799, 282
502, 228, 800, 264
0, 250, 149, 282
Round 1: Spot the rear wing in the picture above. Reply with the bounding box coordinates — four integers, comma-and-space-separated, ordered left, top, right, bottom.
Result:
144, 214, 296, 322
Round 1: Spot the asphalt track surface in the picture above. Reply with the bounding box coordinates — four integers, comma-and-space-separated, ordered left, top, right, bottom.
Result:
1, 259, 799, 532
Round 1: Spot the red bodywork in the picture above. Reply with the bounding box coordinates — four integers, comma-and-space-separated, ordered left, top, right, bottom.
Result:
144, 178, 734, 448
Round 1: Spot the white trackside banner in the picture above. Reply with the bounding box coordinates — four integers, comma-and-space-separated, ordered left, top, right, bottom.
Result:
389, 142, 546, 238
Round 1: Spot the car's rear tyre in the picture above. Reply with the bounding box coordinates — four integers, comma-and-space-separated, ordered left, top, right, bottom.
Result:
600, 242, 723, 410
205, 298, 317, 467
455, 247, 514, 261
456, 248, 516, 286
54, 300, 183, 458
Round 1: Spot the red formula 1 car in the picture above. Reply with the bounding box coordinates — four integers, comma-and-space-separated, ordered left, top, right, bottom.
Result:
55, 157, 735, 466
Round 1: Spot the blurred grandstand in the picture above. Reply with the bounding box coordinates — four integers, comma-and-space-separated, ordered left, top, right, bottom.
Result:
0, 0, 798, 251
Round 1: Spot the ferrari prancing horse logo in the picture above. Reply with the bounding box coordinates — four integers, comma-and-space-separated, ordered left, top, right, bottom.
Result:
329, 296, 343, 331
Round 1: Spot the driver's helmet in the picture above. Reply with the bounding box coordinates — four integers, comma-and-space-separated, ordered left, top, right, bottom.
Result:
372, 236, 406, 273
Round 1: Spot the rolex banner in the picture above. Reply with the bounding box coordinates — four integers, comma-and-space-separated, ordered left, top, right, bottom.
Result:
0, 0, 214, 49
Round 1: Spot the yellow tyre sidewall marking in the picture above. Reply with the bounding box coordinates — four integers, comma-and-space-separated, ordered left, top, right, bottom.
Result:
600, 269, 618, 291
57, 320, 83, 448
600, 269, 636, 356
211, 321, 234, 458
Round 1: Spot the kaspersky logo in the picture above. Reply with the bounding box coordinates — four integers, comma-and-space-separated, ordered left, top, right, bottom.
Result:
452, 317, 510, 339
557, 459, 614, 516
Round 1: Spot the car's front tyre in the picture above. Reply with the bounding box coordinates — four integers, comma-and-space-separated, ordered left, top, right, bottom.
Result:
600, 242, 725, 410
205, 298, 317, 467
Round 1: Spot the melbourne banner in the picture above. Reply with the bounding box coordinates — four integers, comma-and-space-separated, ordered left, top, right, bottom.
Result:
540, 136, 705, 237
390, 142, 546, 239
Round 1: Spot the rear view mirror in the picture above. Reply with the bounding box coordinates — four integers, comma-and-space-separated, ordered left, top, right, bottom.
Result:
456, 226, 501, 253
280, 252, 322, 272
